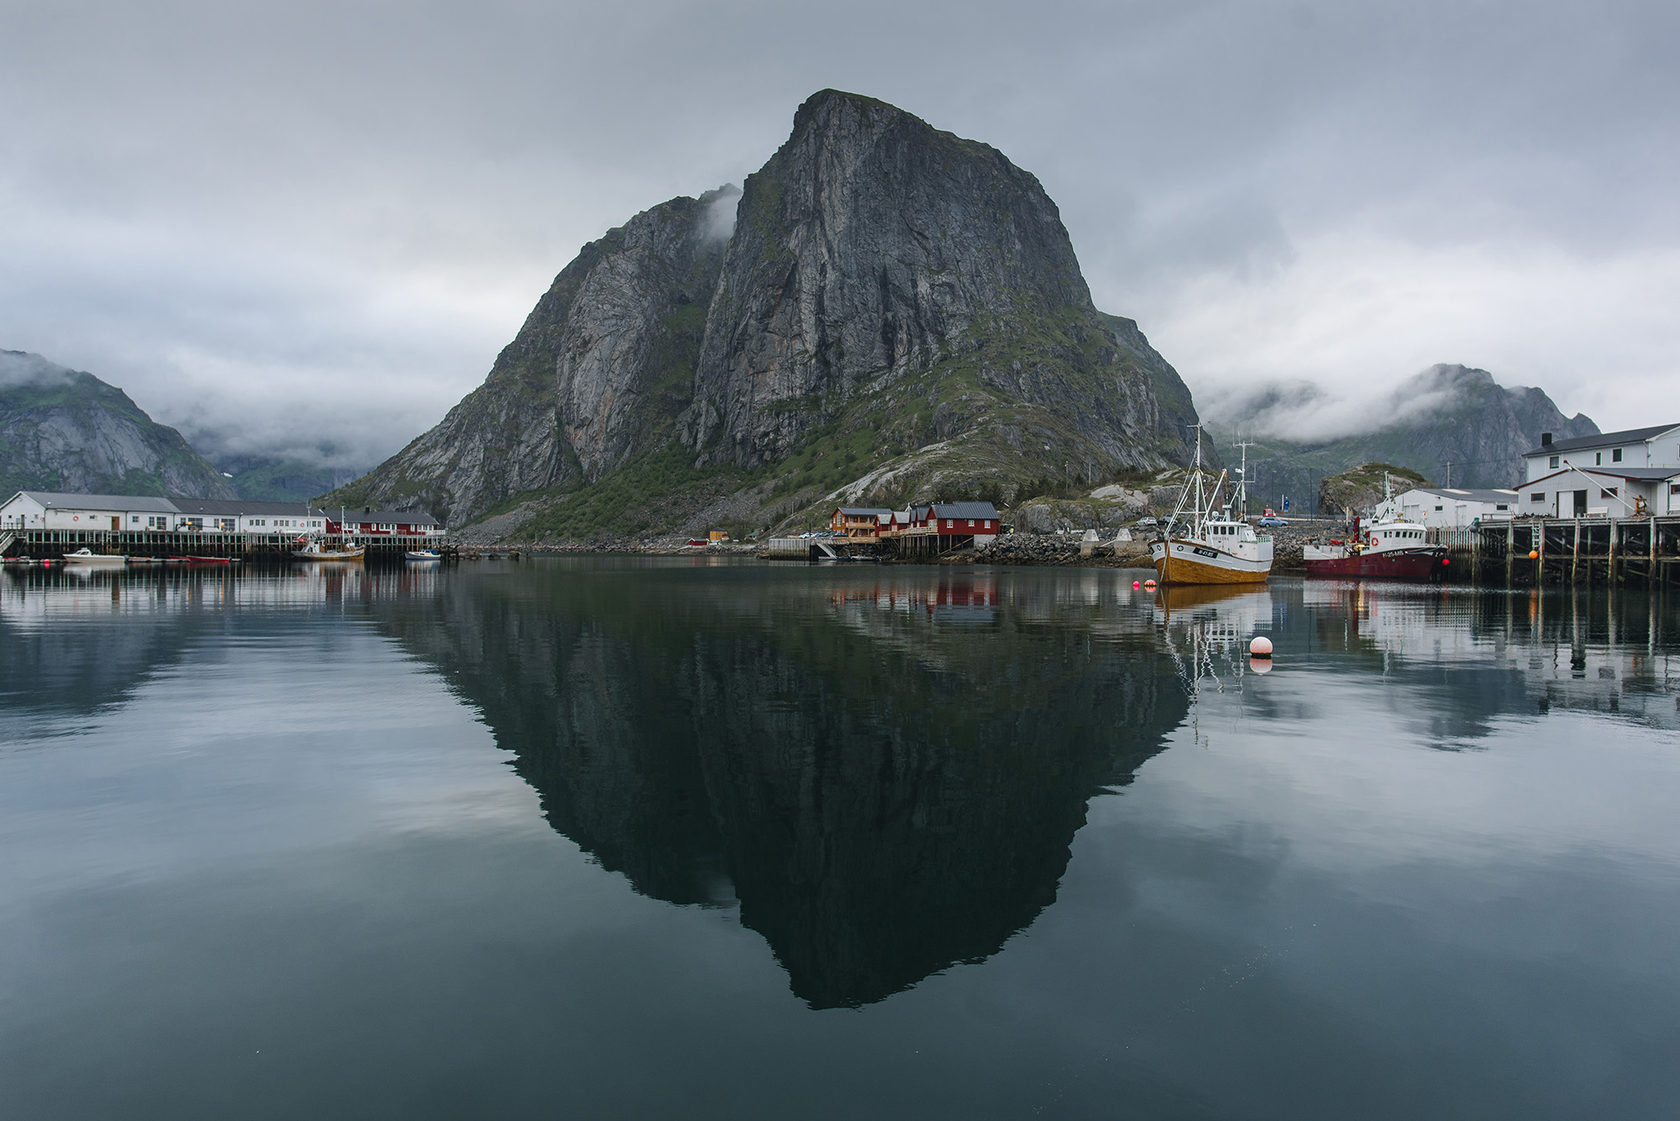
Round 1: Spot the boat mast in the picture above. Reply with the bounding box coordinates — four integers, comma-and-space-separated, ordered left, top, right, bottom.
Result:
1191, 425, 1204, 534
1234, 440, 1254, 518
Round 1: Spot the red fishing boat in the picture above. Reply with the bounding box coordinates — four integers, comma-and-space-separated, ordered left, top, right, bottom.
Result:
1303, 518, 1448, 581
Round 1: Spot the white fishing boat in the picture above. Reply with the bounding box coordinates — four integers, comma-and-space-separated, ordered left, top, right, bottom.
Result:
404, 549, 441, 562
1147, 427, 1273, 585
292, 536, 365, 561
62, 548, 127, 567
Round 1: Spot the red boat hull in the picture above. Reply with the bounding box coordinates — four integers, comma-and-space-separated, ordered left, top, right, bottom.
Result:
1304, 548, 1448, 582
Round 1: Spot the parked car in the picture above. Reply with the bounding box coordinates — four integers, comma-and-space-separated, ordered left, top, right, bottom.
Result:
1256, 515, 1289, 527
1135, 516, 1158, 528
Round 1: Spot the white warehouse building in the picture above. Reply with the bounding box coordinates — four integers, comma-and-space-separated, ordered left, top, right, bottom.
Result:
1517, 424, 1680, 518
1374, 487, 1519, 529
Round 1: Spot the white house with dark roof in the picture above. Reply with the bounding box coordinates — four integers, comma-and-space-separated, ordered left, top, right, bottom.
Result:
1518, 424, 1680, 517
0, 491, 180, 532
1522, 424, 1680, 482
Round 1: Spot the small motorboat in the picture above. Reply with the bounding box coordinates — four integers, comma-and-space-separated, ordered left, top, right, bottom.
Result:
293, 536, 366, 561
168, 556, 234, 566
62, 548, 127, 567
405, 549, 442, 562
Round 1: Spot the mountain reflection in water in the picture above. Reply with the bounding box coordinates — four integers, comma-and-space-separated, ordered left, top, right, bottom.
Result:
4, 561, 1676, 1022
367, 561, 1188, 1008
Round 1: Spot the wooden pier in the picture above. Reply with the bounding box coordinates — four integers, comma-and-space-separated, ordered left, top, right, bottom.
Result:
1439, 515, 1680, 587
0, 526, 450, 563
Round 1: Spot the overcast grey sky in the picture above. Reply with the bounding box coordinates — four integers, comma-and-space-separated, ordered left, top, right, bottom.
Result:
4, 0, 1675, 463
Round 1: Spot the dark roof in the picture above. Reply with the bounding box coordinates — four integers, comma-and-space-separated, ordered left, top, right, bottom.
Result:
169, 498, 323, 516
929, 501, 1001, 520
1525, 424, 1680, 457
836, 506, 892, 517
16, 491, 180, 513
337, 507, 441, 526
1522, 465, 1680, 487
1408, 488, 1519, 503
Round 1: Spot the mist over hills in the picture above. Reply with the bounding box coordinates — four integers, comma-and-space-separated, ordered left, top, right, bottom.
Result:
0, 350, 370, 502
1203, 363, 1598, 510
0, 350, 237, 498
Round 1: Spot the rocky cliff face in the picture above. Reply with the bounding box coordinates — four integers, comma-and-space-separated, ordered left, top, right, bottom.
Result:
347, 189, 736, 521
0, 350, 236, 498
337, 90, 1199, 533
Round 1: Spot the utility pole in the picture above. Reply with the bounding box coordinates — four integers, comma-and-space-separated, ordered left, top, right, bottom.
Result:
1444, 460, 1453, 488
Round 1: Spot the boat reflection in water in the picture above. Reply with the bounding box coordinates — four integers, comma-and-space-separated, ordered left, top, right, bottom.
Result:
4, 560, 1679, 1121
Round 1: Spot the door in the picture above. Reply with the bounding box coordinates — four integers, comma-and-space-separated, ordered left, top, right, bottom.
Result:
1572, 490, 1588, 516
111, 516, 119, 531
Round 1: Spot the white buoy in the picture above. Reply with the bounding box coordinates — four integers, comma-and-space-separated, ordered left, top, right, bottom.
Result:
1249, 635, 1273, 659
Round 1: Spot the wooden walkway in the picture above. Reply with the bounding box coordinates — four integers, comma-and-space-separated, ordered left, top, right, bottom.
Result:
1440, 515, 1680, 587
0, 526, 448, 562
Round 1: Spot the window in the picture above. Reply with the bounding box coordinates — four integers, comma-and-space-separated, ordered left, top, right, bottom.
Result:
1671, 483, 1680, 496
130, 515, 139, 523
1612, 448, 1623, 462
1595, 452, 1602, 465
1549, 455, 1559, 469
1495, 504, 1509, 511
1531, 493, 1545, 502
1602, 487, 1618, 499
1434, 505, 1444, 511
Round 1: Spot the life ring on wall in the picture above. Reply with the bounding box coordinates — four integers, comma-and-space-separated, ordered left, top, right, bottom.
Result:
72, 515, 79, 521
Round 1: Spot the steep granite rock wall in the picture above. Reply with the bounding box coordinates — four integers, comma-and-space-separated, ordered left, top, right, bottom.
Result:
345, 190, 734, 522
338, 90, 1201, 532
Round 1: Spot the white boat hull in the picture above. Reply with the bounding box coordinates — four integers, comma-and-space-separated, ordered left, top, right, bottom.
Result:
62, 550, 127, 567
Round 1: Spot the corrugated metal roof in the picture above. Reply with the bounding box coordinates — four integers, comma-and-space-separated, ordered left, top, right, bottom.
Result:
170, 498, 324, 516
1525, 424, 1680, 457
1411, 488, 1519, 503
17, 491, 180, 513
930, 501, 1000, 520
336, 507, 441, 526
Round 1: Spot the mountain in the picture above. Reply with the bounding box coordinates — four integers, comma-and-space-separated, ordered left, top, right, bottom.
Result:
1205, 364, 1597, 512
333, 90, 1200, 537
209, 454, 371, 502
0, 350, 236, 499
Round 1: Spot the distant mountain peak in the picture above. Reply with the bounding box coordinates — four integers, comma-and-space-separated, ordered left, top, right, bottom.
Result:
0, 349, 237, 498
334, 90, 1199, 535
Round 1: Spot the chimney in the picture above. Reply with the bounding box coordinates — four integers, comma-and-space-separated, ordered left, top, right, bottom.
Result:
1541, 433, 1553, 446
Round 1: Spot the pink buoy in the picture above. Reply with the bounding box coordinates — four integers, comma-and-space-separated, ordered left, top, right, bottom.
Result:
1132, 580, 1140, 589
1249, 635, 1273, 659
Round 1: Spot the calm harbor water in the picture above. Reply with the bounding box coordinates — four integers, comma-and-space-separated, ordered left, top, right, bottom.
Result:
2, 558, 1677, 1120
